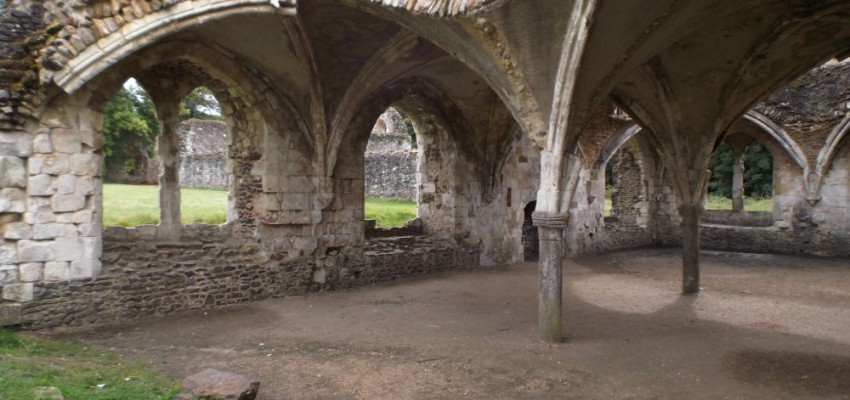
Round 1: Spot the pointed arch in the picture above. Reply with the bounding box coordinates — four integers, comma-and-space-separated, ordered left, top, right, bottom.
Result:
809, 113, 850, 203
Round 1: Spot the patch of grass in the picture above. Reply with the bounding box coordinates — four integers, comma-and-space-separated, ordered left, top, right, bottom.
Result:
705, 195, 773, 212
0, 328, 179, 400
104, 184, 416, 228
103, 184, 227, 226
365, 198, 416, 227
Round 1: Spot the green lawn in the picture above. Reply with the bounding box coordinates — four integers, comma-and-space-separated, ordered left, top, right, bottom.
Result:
705, 195, 773, 211
103, 184, 227, 226
0, 329, 178, 400
603, 187, 771, 214
103, 184, 416, 228
364, 198, 417, 227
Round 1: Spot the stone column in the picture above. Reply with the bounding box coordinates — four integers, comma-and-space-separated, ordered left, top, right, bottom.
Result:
679, 203, 703, 294
731, 150, 746, 211
725, 136, 752, 212
155, 102, 182, 240
532, 211, 569, 343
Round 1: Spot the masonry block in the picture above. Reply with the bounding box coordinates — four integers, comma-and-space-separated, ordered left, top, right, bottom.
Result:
33, 223, 78, 240
70, 259, 101, 279
44, 261, 70, 281
29, 174, 54, 196
54, 237, 84, 262
33, 133, 53, 153
40, 154, 72, 175
0, 188, 26, 213
18, 262, 43, 282
0, 157, 26, 187
56, 175, 76, 194
4, 222, 31, 240
0, 265, 18, 285
52, 194, 86, 213
18, 240, 55, 262
2, 283, 34, 302
0, 243, 18, 264
0, 132, 33, 157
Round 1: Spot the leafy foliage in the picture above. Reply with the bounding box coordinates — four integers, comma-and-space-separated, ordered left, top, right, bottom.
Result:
102, 84, 161, 166
179, 86, 222, 121
708, 141, 773, 199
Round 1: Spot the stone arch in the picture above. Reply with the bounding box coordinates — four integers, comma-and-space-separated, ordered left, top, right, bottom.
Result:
335, 78, 479, 237
34, 37, 312, 246
741, 111, 808, 175
592, 123, 642, 172
51, 1, 296, 93
809, 113, 850, 203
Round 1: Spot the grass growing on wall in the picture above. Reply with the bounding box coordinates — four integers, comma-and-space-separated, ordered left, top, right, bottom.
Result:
103, 184, 416, 228
0, 328, 179, 399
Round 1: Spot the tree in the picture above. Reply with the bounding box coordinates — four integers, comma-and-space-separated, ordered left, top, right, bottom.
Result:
179, 87, 222, 121
102, 83, 161, 176
708, 140, 773, 199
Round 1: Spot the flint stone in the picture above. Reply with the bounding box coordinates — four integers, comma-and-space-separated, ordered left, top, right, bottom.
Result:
178, 369, 260, 400
0, 303, 22, 326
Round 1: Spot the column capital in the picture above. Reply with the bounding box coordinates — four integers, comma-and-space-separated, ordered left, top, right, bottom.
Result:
532, 211, 570, 228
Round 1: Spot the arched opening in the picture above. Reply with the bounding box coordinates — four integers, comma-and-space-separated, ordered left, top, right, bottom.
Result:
101, 78, 162, 227
604, 155, 617, 217
100, 80, 234, 229
176, 87, 229, 226
522, 201, 538, 261
706, 137, 774, 212
363, 107, 417, 229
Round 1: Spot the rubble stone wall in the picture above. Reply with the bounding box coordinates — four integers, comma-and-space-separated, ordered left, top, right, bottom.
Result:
19, 225, 478, 330
364, 109, 417, 199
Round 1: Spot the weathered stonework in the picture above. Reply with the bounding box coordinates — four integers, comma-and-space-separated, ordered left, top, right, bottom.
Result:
365, 108, 416, 200
19, 226, 477, 330
1, 0, 849, 338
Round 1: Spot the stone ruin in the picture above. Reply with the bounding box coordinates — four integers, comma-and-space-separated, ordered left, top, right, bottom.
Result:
106, 118, 230, 190
364, 108, 416, 200
0, 0, 848, 342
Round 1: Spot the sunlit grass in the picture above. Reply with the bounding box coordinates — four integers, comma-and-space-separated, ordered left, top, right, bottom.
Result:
364, 198, 417, 227
104, 184, 416, 228
604, 186, 772, 213
103, 184, 227, 226
705, 195, 773, 211
0, 328, 179, 400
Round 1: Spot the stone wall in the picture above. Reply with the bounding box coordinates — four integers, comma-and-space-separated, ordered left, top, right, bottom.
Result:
365, 108, 416, 200
180, 153, 229, 190
105, 119, 230, 190
18, 225, 478, 330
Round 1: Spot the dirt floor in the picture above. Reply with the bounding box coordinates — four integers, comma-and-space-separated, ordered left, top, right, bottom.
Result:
49, 248, 850, 399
